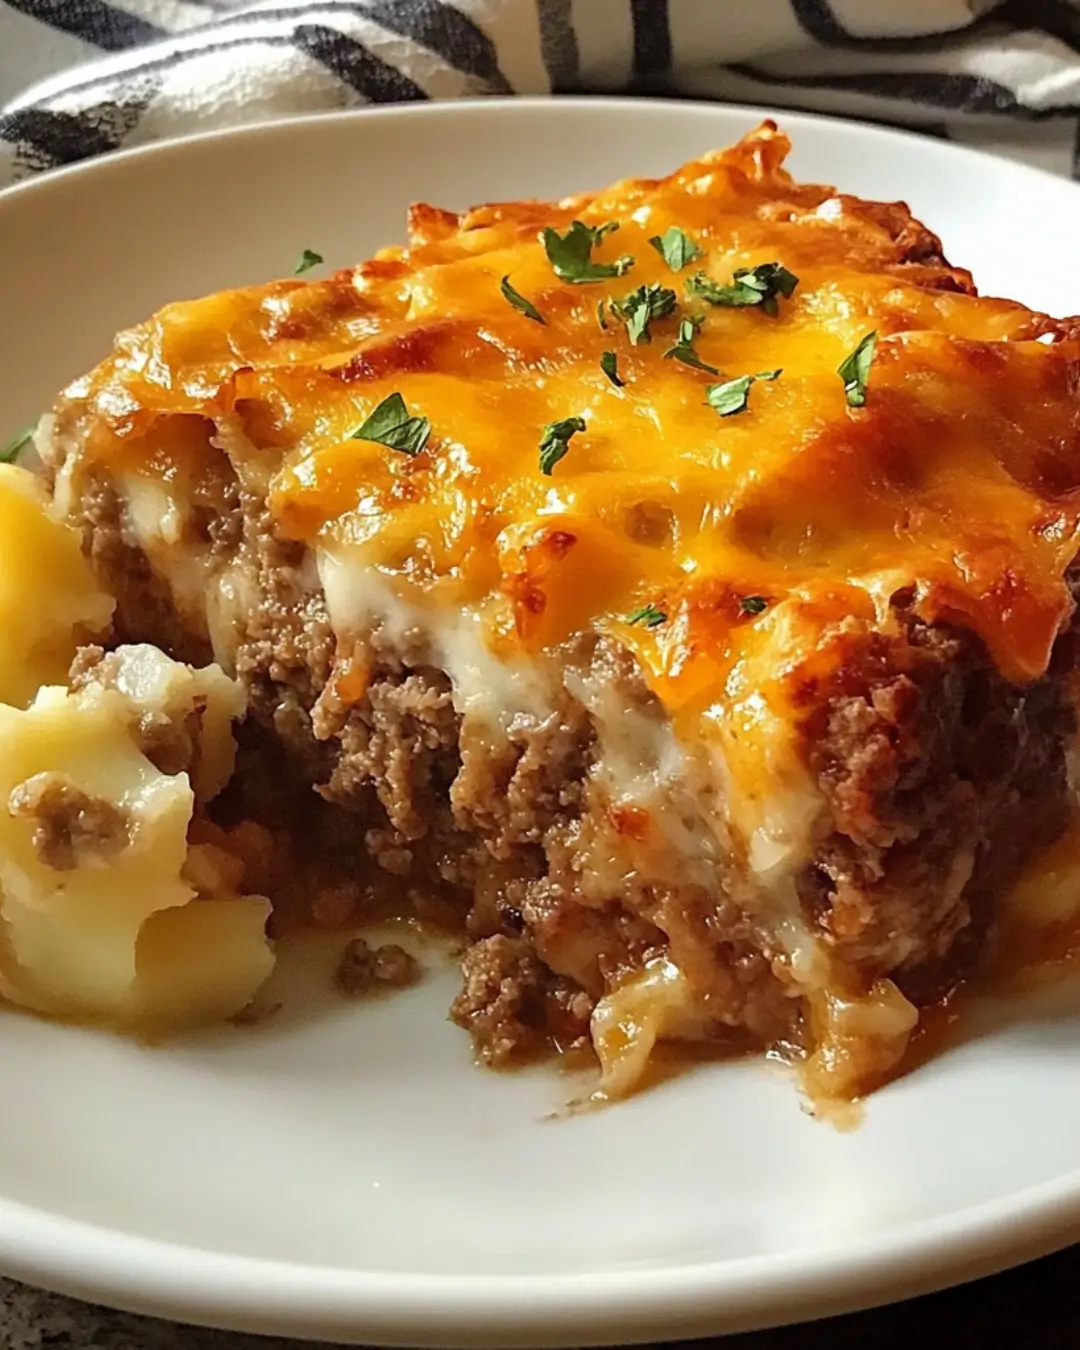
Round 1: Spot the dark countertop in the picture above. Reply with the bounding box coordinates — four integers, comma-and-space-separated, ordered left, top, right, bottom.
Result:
5, 1248, 1078, 1350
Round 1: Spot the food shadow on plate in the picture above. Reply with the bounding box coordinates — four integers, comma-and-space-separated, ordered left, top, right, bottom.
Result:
895, 964, 1080, 1085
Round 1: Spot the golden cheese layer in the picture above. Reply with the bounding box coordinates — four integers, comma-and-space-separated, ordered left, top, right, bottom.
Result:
58, 122, 1080, 769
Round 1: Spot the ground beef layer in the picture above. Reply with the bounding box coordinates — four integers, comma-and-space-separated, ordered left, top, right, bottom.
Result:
52, 456, 1079, 1099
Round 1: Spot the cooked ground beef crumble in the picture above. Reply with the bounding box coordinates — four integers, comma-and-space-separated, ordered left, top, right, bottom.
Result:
335, 938, 421, 996
8, 771, 131, 872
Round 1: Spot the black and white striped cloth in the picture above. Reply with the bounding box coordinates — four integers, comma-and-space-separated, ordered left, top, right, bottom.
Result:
4, 0, 1080, 189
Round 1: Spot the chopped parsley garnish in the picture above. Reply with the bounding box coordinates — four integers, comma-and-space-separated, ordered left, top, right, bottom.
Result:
600, 350, 624, 387
351, 392, 430, 457
705, 369, 781, 417
293, 248, 324, 275
739, 595, 768, 616
664, 317, 718, 375
626, 603, 667, 628
685, 273, 725, 304
500, 275, 545, 324
648, 226, 704, 273
539, 415, 586, 475
1, 426, 34, 464
542, 220, 634, 284
686, 262, 798, 317
838, 330, 878, 407
611, 282, 677, 345
597, 300, 609, 331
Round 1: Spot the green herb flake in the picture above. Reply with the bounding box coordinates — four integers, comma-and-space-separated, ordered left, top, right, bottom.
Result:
648, 226, 704, 273
542, 220, 634, 284
600, 351, 624, 387
685, 273, 725, 304
611, 282, 677, 345
626, 602, 667, 628
1, 426, 34, 464
539, 415, 586, 475
351, 392, 430, 457
596, 300, 610, 331
705, 368, 781, 418
838, 330, 878, 408
739, 595, 768, 616
664, 317, 719, 375
499, 275, 545, 325
500, 275, 545, 324
293, 248, 324, 275
686, 261, 798, 317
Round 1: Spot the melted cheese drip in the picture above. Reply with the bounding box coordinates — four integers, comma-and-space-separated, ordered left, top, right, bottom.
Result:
590, 956, 700, 1099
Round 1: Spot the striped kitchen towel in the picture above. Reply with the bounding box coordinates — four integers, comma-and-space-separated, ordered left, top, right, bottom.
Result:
4, 0, 1080, 189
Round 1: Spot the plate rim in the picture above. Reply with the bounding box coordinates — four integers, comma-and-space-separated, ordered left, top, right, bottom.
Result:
4, 93, 1080, 211
3, 95, 1080, 1345
2, 1167, 1079, 1345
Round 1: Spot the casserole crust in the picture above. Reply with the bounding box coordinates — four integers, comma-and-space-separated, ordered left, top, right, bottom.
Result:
38, 122, 1080, 1102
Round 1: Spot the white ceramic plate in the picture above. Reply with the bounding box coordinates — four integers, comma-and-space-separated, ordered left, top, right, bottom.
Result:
3, 97, 1080, 1348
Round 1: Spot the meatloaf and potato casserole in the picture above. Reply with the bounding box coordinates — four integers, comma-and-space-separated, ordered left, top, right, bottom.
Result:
11, 121, 1080, 1106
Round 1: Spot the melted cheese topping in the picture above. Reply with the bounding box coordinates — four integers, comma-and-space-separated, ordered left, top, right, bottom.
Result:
54, 122, 1080, 900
